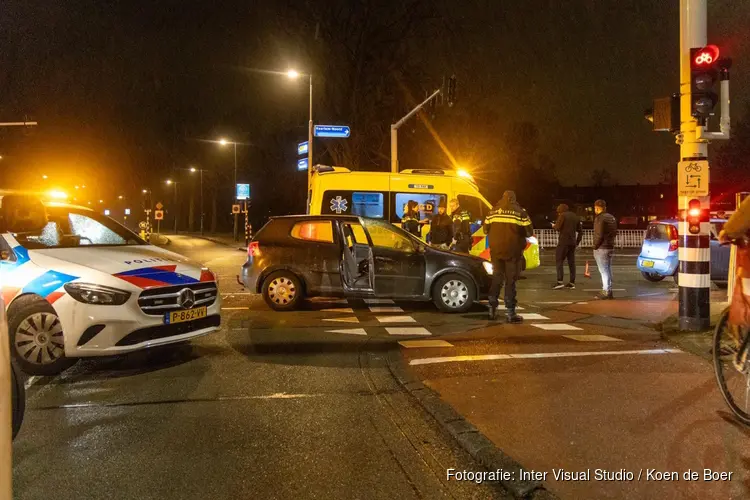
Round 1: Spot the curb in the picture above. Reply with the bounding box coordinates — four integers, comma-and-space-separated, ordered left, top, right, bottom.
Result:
184, 234, 246, 252
385, 350, 558, 500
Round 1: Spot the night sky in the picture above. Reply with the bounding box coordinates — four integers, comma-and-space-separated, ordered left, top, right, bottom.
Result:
0, 1, 748, 220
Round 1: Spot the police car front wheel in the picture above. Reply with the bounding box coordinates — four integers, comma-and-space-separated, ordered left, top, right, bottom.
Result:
433, 274, 476, 313
9, 298, 76, 376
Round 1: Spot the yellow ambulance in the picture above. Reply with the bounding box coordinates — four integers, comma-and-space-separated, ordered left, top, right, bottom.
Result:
308, 166, 540, 269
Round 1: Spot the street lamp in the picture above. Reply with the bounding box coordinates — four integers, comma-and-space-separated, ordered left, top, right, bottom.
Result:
219, 138, 240, 240
189, 167, 207, 235
165, 179, 179, 234
286, 68, 313, 213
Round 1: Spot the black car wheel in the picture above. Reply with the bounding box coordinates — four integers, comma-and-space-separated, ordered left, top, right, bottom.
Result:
262, 271, 304, 311
433, 274, 476, 313
641, 271, 665, 282
9, 297, 76, 376
11, 360, 25, 439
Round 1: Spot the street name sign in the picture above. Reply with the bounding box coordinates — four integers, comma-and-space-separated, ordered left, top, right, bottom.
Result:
297, 141, 309, 155
314, 125, 351, 138
678, 160, 709, 197
297, 158, 309, 171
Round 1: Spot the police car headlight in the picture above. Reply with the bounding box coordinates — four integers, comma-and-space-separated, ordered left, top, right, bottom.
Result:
482, 261, 493, 275
64, 283, 131, 306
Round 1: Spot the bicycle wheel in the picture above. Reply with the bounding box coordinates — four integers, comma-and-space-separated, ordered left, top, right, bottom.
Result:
713, 310, 750, 425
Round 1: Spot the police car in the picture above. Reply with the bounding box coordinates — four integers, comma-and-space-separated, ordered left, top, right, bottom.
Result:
0, 194, 221, 375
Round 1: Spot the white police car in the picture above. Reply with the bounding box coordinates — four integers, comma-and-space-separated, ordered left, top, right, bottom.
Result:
0, 194, 221, 375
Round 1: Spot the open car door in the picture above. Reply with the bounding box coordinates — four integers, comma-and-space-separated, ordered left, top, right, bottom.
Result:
338, 220, 374, 293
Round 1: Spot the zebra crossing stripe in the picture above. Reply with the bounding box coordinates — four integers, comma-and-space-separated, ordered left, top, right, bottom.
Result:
386, 327, 431, 336
532, 323, 582, 331
519, 313, 549, 320
368, 306, 403, 313
326, 328, 368, 335
320, 308, 355, 313
323, 317, 360, 323
376, 316, 416, 323
563, 335, 622, 342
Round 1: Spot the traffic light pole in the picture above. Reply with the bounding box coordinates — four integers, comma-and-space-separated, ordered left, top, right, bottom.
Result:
678, 0, 710, 331
390, 88, 442, 173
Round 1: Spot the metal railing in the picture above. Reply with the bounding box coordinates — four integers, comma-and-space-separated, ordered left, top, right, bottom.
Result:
534, 229, 646, 249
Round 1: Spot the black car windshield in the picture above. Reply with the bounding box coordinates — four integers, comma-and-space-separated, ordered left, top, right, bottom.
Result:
12, 206, 145, 249
360, 217, 420, 252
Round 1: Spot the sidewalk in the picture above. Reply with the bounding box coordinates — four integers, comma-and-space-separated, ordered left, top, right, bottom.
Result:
173, 232, 246, 251
399, 298, 747, 499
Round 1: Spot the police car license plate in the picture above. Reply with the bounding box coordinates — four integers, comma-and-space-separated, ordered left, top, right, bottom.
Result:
165, 307, 207, 324
642, 260, 654, 268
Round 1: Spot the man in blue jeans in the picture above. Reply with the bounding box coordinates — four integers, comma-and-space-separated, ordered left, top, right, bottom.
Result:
592, 199, 617, 300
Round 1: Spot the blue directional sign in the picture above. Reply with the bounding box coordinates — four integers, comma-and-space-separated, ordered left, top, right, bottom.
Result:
297, 158, 309, 171
314, 125, 351, 138
297, 141, 309, 155
236, 183, 250, 200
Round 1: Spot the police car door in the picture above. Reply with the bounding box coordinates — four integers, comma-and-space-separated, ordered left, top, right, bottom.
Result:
361, 218, 425, 297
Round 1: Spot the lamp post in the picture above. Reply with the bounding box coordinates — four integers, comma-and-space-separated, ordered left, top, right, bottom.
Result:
287, 69, 313, 213
190, 167, 206, 236
219, 138, 240, 240
165, 179, 179, 234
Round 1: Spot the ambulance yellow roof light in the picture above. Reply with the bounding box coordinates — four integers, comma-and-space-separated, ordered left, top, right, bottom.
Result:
456, 169, 474, 182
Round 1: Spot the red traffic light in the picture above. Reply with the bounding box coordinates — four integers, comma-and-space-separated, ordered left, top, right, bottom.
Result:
693, 45, 720, 67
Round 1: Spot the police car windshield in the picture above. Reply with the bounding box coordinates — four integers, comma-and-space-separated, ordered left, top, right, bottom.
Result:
12, 206, 144, 249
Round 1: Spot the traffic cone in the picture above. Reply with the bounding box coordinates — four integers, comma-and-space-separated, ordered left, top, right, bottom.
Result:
584, 261, 591, 278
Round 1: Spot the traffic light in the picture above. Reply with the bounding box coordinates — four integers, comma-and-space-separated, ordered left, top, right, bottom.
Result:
686, 199, 702, 235
690, 45, 720, 122
447, 75, 457, 107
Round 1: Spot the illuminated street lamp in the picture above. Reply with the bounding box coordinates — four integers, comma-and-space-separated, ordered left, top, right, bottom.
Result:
118, 195, 124, 200
219, 138, 240, 240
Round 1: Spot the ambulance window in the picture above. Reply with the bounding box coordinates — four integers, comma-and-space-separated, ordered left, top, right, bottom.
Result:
322, 190, 387, 219
392, 193, 447, 223
457, 195, 485, 224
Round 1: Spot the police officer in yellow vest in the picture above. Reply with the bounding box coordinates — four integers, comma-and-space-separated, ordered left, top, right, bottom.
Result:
484, 190, 533, 322
448, 198, 472, 253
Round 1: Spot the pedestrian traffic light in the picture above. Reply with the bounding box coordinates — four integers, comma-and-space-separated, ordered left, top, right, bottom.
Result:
690, 45, 720, 122
447, 75, 457, 107
686, 199, 702, 235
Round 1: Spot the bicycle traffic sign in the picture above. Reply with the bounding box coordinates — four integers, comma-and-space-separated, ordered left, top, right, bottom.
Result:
678, 160, 709, 197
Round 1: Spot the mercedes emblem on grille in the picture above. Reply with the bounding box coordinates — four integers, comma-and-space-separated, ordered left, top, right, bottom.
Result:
178, 288, 196, 309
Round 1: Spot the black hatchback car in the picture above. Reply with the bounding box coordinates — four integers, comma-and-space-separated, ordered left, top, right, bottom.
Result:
239, 215, 492, 312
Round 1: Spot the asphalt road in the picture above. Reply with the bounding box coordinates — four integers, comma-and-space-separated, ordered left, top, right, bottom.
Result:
13, 235, 742, 500
12, 235, 509, 500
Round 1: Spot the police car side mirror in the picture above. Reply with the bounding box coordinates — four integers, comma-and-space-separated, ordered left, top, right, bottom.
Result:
0, 250, 10, 261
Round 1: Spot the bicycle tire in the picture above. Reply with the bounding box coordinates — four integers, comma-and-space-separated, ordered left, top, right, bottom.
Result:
713, 309, 750, 425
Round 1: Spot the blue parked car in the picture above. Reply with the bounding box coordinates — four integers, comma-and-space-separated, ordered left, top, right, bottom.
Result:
637, 219, 730, 285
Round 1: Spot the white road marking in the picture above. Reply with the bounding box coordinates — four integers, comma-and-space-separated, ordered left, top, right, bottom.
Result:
536, 301, 572, 305
399, 339, 453, 348
365, 299, 395, 304
323, 317, 360, 323
24, 376, 40, 391
408, 348, 682, 366
255, 393, 323, 399
320, 308, 355, 313
386, 327, 431, 336
519, 313, 549, 320
377, 315, 417, 324
564, 334, 623, 342
221, 307, 249, 310
368, 306, 404, 313
496, 305, 525, 311
532, 323, 583, 331
326, 328, 368, 335
578, 302, 589, 304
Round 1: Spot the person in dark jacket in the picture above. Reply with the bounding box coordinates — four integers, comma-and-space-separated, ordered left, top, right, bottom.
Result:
552, 204, 583, 289
449, 198, 472, 253
483, 191, 533, 322
401, 200, 421, 236
428, 201, 453, 248
592, 199, 617, 299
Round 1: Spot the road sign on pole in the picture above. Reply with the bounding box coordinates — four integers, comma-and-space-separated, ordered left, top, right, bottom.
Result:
154, 210, 164, 220
297, 141, 309, 155
297, 158, 309, 171
232, 204, 241, 214
314, 125, 351, 138
155, 202, 164, 210
677, 160, 709, 197
236, 184, 250, 200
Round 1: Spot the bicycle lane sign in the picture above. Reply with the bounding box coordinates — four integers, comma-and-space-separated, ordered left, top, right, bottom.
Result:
678, 160, 709, 197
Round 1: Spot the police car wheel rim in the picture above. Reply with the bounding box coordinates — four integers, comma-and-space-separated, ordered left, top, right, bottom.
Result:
268, 277, 297, 305
15, 313, 65, 365
441, 280, 469, 308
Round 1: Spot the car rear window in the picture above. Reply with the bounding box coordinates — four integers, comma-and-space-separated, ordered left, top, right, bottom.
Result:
645, 223, 677, 241
290, 221, 334, 243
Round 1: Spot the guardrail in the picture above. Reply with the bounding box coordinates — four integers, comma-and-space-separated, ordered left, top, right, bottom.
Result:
534, 229, 646, 249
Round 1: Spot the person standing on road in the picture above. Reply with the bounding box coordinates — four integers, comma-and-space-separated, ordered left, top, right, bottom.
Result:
449, 198, 472, 253
552, 203, 582, 289
592, 199, 617, 300
484, 191, 533, 322
401, 200, 421, 237
428, 201, 453, 249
